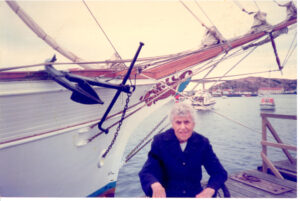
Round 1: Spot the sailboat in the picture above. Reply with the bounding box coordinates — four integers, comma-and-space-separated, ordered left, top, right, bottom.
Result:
191, 90, 216, 110
0, 0, 296, 197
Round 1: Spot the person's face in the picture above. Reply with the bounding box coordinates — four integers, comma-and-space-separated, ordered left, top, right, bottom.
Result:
171, 114, 195, 143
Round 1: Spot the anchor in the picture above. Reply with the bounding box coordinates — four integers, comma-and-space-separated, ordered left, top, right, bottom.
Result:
45, 42, 144, 133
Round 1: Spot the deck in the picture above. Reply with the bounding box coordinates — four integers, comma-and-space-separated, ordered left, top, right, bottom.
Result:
225, 168, 297, 198
221, 113, 297, 198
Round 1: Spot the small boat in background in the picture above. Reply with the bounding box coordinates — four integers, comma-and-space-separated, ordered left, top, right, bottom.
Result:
191, 91, 216, 111
260, 97, 275, 110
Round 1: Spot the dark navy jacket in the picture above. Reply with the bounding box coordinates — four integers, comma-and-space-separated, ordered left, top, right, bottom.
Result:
139, 128, 227, 197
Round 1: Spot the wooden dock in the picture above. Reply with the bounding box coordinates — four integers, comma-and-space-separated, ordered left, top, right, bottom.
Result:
225, 169, 297, 198
222, 113, 297, 198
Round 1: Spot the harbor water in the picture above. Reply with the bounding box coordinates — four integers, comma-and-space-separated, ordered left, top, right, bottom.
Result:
115, 94, 297, 197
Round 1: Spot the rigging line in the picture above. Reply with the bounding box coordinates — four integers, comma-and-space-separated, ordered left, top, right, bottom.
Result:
0, 60, 119, 72
189, 48, 247, 84
141, 52, 197, 69
211, 109, 261, 134
133, 64, 267, 138
233, 0, 253, 14
5, 0, 93, 70
210, 46, 258, 88
137, 52, 234, 99
0, 33, 254, 72
125, 115, 168, 161
192, 49, 245, 87
125, 124, 170, 163
282, 31, 297, 66
124, 56, 283, 142
191, 53, 228, 91
127, 91, 263, 162
179, 0, 209, 29
143, 48, 222, 71
0, 53, 175, 72
206, 69, 280, 80
82, 0, 125, 66
233, 0, 243, 10
139, 48, 222, 75
253, 0, 260, 11
135, 50, 196, 68
180, 45, 249, 77
203, 53, 228, 79
282, 42, 297, 67
193, 0, 232, 51
141, 70, 263, 137
233, 0, 247, 13
88, 81, 186, 142
90, 59, 213, 133
193, 0, 216, 28
272, 0, 280, 6
190, 47, 254, 87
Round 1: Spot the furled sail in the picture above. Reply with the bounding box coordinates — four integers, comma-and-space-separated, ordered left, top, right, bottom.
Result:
131, 18, 297, 80
6, 0, 101, 69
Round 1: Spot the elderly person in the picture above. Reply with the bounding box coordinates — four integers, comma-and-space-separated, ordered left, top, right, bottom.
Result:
139, 102, 227, 197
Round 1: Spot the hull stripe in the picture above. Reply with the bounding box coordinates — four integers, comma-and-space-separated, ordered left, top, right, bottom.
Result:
88, 181, 117, 197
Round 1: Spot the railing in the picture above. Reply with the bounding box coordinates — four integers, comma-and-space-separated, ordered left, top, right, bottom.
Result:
260, 113, 297, 179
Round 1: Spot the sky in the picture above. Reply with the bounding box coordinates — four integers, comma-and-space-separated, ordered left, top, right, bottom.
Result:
0, 0, 297, 81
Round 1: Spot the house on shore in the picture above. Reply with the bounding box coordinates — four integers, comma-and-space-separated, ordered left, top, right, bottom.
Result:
258, 87, 284, 95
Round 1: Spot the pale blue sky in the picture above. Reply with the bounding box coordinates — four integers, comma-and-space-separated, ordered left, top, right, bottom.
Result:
0, 0, 297, 80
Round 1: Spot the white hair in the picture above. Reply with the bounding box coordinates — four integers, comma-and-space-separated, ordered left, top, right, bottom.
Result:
169, 102, 196, 123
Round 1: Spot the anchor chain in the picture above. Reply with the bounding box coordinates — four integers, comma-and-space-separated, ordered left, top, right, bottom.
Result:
102, 92, 132, 158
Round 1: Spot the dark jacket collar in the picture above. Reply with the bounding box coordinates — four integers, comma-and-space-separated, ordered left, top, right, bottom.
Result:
162, 128, 204, 154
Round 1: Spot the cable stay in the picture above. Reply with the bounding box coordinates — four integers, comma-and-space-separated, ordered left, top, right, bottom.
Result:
179, 0, 209, 29
82, 0, 127, 71
3, 1, 296, 161
210, 46, 258, 89
191, 53, 228, 92
86, 46, 282, 148
5, 0, 96, 70
233, 0, 255, 15
233, 0, 270, 31
0, 49, 199, 72
125, 123, 170, 164
282, 37, 297, 67
125, 115, 169, 163
253, 0, 261, 11
189, 36, 264, 91
169, 37, 263, 92
193, 0, 228, 50
124, 49, 267, 163
179, 0, 227, 49
193, 0, 216, 29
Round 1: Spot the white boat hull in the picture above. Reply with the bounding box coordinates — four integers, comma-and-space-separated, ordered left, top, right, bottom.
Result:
192, 102, 216, 111
191, 91, 216, 111
0, 79, 171, 197
260, 104, 275, 110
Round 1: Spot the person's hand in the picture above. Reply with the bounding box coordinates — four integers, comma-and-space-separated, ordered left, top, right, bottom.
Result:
151, 182, 166, 198
195, 187, 215, 198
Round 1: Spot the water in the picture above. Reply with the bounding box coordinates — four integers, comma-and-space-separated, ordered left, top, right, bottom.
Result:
115, 94, 297, 197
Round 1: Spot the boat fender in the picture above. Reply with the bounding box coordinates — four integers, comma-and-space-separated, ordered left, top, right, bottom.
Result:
75, 127, 91, 147
98, 149, 107, 168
